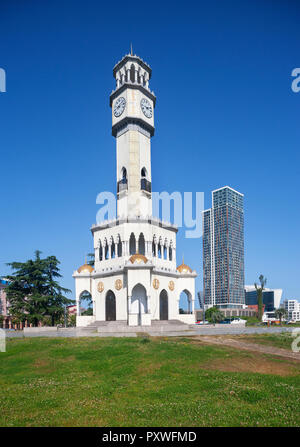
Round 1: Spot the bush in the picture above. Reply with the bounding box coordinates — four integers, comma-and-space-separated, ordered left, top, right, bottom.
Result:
244, 316, 261, 326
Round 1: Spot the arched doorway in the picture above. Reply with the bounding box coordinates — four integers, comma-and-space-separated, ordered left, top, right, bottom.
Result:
179, 290, 192, 314
159, 289, 168, 320
131, 284, 147, 325
79, 290, 93, 316
105, 290, 116, 321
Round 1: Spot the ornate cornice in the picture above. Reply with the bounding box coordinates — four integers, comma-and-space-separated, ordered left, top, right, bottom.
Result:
112, 117, 154, 138
91, 216, 178, 234
113, 54, 152, 78
109, 83, 156, 107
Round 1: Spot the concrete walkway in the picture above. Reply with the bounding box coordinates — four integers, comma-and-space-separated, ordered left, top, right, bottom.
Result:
3, 325, 299, 338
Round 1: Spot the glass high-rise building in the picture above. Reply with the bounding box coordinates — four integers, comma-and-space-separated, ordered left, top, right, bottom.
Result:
203, 186, 245, 308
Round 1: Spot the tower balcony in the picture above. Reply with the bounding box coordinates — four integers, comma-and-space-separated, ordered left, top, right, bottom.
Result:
141, 178, 151, 193
117, 178, 128, 193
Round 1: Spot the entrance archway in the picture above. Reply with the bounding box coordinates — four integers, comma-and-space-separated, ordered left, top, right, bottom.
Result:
179, 290, 192, 314
131, 284, 147, 325
159, 289, 168, 320
105, 290, 116, 321
79, 290, 93, 316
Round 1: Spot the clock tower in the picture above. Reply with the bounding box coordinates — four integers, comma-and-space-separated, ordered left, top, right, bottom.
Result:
73, 51, 197, 331
110, 53, 156, 218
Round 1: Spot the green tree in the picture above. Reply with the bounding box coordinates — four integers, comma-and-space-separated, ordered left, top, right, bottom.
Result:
44, 255, 72, 326
6, 251, 73, 327
254, 274, 267, 321
275, 307, 287, 325
205, 306, 225, 325
82, 308, 93, 316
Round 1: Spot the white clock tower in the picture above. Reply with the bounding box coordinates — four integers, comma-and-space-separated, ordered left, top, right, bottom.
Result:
110, 54, 155, 218
73, 51, 197, 331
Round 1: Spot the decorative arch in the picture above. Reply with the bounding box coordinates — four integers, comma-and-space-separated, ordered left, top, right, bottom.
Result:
158, 236, 162, 259
131, 283, 147, 325
179, 289, 192, 314
78, 290, 93, 316
110, 236, 115, 259
159, 289, 168, 320
163, 238, 168, 260
99, 240, 103, 261
121, 167, 127, 181
117, 234, 122, 257
138, 233, 145, 255
105, 290, 116, 321
169, 240, 173, 261
130, 63, 135, 83
152, 235, 156, 257
141, 167, 148, 178
104, 238, 109, 260
129, 232, 136, 255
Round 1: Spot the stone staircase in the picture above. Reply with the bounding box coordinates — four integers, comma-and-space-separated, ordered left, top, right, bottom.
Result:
77, 319, 196, 336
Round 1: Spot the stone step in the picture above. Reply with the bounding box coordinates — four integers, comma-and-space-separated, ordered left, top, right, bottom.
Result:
96, 324, 191, 333
151, 319, 189, 326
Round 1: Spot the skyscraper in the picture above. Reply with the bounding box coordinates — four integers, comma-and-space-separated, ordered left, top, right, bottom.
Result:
203, 186, 245, 308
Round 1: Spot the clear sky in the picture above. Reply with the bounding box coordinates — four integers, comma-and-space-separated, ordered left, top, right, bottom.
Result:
0, 0, 299, 303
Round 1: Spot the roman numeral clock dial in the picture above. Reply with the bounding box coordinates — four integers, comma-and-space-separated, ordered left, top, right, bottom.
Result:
140, 97, 152, 118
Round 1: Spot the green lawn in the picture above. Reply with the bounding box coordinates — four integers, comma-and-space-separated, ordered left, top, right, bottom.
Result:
0, 336, 299, 427
236, 332, 295, 350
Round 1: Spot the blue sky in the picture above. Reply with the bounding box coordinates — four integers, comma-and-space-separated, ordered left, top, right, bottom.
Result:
0, 0, 299, 302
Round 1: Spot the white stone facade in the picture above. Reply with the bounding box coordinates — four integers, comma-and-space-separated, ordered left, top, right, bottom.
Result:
73, 52, 196, 327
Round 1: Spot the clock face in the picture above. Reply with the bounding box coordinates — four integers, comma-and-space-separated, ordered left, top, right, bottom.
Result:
114, 97, 126, 117
140, 98, 152, 118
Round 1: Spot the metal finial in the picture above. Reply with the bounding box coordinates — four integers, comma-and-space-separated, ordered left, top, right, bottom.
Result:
130, 43, 133, 56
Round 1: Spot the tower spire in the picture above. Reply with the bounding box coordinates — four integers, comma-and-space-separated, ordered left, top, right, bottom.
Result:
130, 43, 133, 56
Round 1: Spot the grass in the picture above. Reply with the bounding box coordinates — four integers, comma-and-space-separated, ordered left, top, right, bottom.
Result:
236, 333, 295, 350
0, 336, 299, 427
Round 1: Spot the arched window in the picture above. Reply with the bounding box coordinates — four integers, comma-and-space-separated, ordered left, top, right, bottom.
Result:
130, 64, 135, 83
163, 240, 167, 260
129, 233, 136, 255
158, 238, 162, 259
104, 239, 109, 260
169, 245, 172, 261
111, 237, 115, 259
138, 233, 145, 255
141, 167, 147, 178
117, 235, 122, 257
152, 237, 156, 257
99, 240, 103, 261
121, 167, 127, 181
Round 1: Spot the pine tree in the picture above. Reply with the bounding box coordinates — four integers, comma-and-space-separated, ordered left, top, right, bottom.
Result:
6, 251, 73, 327
44, 255, 72, 326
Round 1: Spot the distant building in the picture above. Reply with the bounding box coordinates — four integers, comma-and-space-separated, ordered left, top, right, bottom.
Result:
203, 186, 245, 309
283, 299, 300, 322
244, 286, 282, 312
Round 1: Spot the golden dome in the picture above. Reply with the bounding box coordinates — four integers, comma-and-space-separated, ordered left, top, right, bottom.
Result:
129, 253, 148, 264
177, 255, 192, 274
77, 263, 94, 273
